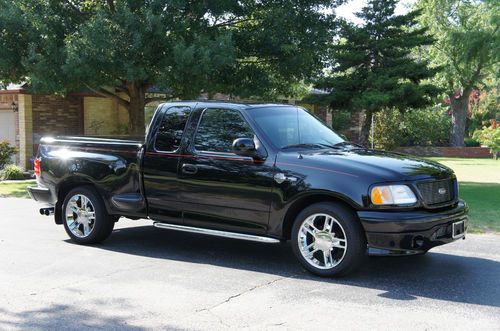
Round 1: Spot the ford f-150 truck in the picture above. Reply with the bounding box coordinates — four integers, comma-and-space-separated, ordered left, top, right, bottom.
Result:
28, 101, 468, 276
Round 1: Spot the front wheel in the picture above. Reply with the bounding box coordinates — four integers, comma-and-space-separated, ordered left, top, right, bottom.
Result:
62, 186, 114, 244
291, 202, 366, 277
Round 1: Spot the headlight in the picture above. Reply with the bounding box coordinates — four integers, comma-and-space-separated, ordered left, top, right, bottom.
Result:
371, 185, 417, 205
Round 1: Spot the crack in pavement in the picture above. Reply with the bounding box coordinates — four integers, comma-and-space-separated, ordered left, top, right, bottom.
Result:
192, 277, 285, 329
196, 277, 285, 314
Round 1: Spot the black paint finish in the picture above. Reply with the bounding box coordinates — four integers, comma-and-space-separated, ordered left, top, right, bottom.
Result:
28, 101, 468, 252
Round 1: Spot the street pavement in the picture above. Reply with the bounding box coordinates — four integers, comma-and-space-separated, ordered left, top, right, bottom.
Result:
0, 197, 499, 330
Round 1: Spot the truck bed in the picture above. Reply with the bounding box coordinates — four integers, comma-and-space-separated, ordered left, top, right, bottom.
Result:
34, 135, 146, 220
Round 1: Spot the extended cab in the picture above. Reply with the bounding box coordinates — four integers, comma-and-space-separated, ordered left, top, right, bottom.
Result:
28, 102, 468, 276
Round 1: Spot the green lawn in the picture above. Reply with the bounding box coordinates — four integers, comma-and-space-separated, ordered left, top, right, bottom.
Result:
429, 157, 500, 183
429, 157, 500, 233
0, 180, 36, 198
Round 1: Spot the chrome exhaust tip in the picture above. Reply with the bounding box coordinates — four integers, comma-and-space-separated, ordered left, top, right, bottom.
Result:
39, 207, 54, 216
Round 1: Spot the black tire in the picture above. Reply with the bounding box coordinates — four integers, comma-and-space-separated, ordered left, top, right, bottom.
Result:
291, 202, 366, 277
62, 186, 114, 244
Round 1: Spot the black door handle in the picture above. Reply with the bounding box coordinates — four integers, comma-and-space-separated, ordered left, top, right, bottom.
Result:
181, 163, 198, 175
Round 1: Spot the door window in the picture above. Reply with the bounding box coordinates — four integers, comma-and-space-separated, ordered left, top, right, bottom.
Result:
194, 108, 254, 153
155, 106, 191, 152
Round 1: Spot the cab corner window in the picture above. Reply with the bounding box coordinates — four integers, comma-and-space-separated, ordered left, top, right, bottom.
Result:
154, 106, 191, 152
194, 108, 254, 153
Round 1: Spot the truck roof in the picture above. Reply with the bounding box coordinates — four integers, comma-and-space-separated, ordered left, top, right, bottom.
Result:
158, 100, 297, 110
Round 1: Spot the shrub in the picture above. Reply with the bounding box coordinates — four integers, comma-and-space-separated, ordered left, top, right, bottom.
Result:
372, 108, 451, 150
464, 137, 481, 147
0, 140, 18, 169
403, 108, 451, 146
473, 126, 500, 159
372, 109, 405, 150
0, 164, 25, 180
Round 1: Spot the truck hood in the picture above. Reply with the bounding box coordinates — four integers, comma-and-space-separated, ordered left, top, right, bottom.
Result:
290, 148, 454, 182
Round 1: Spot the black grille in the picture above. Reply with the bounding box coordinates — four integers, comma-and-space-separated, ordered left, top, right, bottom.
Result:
417, 179, 455, 206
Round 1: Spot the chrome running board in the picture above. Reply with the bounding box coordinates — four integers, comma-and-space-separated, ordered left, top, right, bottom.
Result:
153, 222, 281, 244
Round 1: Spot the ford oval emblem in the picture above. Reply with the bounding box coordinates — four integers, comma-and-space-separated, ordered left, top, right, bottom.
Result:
438, 188, 447, 195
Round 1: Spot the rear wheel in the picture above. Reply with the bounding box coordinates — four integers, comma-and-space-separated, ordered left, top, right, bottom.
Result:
62, 186, 114, 244
291, 202, 366, 277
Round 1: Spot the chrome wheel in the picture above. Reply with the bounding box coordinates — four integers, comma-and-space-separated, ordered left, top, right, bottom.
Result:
297, 213, 347, 270
65, 194, 96, 238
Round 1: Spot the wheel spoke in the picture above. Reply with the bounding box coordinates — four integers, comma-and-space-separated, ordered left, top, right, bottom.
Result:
307, 248, 319, 259
68, 220, 78, 232
323, 251, 331, 267
301, 242, 315, 254
81, 195, 89, 209
301, 226, 316, 237
323, 216, 333, 232
68, 202, 79, 214
332, 238, 346, 249
305, 217, 319, 232
83, 223, 91, 236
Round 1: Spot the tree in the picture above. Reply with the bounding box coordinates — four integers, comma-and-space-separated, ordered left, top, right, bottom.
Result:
416, 0, 499, 146
473, 126, 500, 159
0, 0, 341, 135
312, 0, 440, 145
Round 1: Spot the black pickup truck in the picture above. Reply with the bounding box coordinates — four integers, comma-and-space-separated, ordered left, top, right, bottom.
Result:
28, 101, 468, 276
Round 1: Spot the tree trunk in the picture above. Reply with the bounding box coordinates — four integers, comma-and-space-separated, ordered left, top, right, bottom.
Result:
126, 83, 146, 137
449, 90, 471, 147
359, 110, 373, 147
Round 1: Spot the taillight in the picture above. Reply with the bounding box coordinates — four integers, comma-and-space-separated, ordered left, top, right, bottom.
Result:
34, 158, 41, 177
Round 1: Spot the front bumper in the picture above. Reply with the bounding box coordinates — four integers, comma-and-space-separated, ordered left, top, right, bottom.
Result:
357, 201, 468, 252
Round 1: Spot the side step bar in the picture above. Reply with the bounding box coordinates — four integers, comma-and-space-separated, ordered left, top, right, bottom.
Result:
153, 222, 281, 244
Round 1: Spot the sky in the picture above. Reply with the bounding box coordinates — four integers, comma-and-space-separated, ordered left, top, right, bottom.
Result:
335, 0, 416, 24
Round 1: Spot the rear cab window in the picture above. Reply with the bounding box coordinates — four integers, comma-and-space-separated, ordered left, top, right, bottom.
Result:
154, 106, 192, 152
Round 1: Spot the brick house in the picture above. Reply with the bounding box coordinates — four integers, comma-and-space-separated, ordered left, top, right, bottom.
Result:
0, 85, 132, 170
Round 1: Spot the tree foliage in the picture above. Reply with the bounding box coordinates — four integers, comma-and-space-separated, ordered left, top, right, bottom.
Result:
473, 125, 500, 159
0, 140, 18, 170
415, 0, 500, 146
372, 107, 451, 150
0, 0, 341, 135
312, 0, 440, 145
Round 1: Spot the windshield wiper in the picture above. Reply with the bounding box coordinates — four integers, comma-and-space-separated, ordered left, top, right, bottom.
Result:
332, 141, 365, 149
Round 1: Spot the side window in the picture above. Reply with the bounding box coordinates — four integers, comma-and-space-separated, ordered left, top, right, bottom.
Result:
155, 106, 191, 152
194, 108, 254, 153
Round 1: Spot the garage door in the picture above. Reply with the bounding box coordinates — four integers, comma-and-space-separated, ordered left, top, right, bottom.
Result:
0, 109, 17, 164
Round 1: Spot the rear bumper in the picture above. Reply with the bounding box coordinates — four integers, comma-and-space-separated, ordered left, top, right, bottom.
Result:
27, 185, 55, 204
357, 201, 468, 252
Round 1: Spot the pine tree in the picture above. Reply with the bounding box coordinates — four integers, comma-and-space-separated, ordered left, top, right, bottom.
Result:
315, 0, 440, 145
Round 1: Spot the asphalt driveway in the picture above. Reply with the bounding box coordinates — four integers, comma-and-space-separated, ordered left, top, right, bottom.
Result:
0, 198, 499, 330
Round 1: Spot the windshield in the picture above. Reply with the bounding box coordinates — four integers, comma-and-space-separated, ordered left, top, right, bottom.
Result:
251, 106, 344, 149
